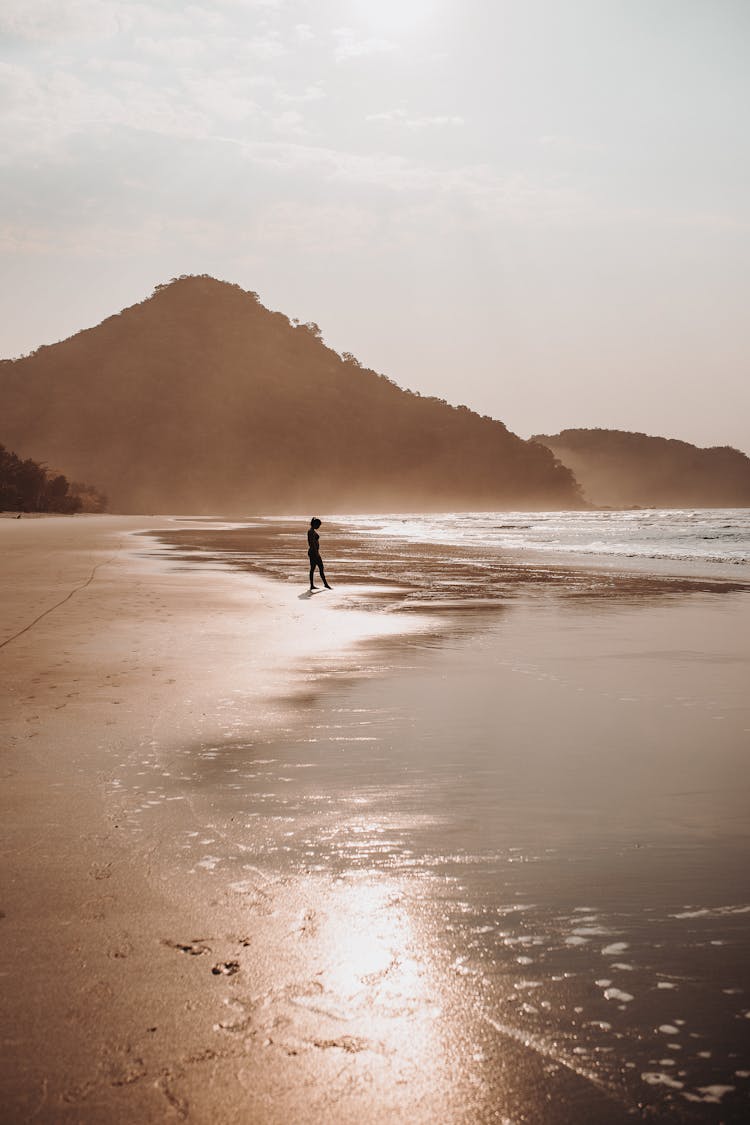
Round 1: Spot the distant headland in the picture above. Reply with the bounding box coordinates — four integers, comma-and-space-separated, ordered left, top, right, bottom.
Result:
533, 429, 750, 509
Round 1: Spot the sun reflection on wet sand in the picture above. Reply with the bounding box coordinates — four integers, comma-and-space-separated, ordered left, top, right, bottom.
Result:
205, 866, 485, 1124
295, 874, 437, 1034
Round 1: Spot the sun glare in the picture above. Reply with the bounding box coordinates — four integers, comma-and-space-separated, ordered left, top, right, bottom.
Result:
304, 872, 446, 1065
322, 877, 422, 996
351, 0, 441, 35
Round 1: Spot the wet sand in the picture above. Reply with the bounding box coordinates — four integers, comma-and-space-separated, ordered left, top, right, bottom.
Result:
1, 516, 749, 1123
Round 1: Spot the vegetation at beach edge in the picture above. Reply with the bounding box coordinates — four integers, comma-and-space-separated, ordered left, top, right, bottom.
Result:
0, 443, 107, 514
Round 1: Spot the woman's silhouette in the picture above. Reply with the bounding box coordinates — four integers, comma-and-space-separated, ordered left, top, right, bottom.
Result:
307, 517, 332, 591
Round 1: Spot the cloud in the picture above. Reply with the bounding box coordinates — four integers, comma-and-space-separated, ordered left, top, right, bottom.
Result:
254, 201, 378, 253
227, 137, 589, 228
0, 213, 223, 258
332, 27, 397, 61
0, 59, 213, 162
366, 108, 464, 129
180, 72, 260, 124
134, 35, 207, 63
538, 134, 607, 155
0, 0, 121, 41
5, 0, 704, 252
275, 82, 326, 105
221, 0, 285, 7
234, 140, 442, 192
270, 109, 308, 136
134, 27, 286, 62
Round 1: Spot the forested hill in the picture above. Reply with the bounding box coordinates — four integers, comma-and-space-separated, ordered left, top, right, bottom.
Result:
533, 428, 750, 509
0, 276, 582, 514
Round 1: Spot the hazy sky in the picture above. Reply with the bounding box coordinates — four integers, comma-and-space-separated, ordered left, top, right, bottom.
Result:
2, 0, 749, 452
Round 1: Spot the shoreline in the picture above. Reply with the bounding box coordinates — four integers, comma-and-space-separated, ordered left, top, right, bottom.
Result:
0, 515, 455, 1123
2, 515, 749, 1122
147, 514, 750, 617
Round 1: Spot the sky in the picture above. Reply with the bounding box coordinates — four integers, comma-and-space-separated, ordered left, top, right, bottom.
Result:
2, 0, 749, 452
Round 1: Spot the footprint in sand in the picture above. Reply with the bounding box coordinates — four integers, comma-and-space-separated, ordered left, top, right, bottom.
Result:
162, 938, 211, 956
81, 896, 115, 921
298, 908, 318, 938
312, 1036, 371, 1054
106, 1053, 147, 1088
108, 939, 134, 959
211, 960, 240, 976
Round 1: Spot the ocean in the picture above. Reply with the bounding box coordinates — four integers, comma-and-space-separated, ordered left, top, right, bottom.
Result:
340, 508, 750, 571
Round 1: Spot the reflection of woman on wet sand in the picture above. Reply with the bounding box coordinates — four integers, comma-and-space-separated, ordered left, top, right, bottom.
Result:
307, 517, 332, 591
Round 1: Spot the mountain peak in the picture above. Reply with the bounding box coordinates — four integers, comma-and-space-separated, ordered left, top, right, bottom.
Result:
0, 280, 582, 514
150, 273, 254, 301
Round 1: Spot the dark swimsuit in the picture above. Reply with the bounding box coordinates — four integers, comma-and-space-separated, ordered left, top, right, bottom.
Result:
307, 527, 320, 561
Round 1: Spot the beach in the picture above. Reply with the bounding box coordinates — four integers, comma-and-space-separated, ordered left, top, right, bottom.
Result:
1, 514, 749, 1123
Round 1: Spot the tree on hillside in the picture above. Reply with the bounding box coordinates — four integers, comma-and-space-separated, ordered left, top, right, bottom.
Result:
0, 443, 90, 513
69, 481, 108, 513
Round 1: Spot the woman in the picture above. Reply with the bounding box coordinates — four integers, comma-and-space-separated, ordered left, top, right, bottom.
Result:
307, 517, 332, 591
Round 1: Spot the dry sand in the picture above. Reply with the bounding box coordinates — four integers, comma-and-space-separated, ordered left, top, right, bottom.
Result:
1, 516, 748, 1123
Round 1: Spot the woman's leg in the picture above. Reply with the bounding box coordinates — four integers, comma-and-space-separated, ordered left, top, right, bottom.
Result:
317, 557, 332, 589
309, 557, 317, 588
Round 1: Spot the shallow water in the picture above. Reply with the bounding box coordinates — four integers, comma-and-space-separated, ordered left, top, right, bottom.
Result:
142, 521, 750, 1121
333, 509, 750, 571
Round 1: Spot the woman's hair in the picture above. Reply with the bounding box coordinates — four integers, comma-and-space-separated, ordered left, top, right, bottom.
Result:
310, 517, 321, 528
